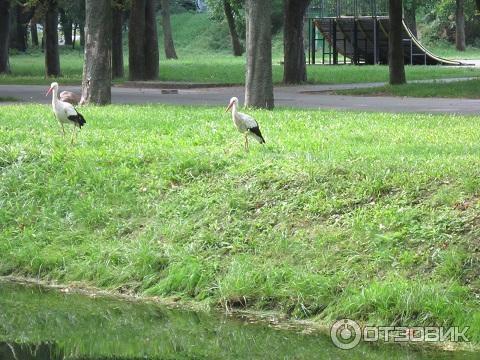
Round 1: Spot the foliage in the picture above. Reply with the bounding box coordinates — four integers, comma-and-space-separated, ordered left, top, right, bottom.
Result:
420, 0, 480, 46
205, 0, 283, 38
3, 11, 480, 85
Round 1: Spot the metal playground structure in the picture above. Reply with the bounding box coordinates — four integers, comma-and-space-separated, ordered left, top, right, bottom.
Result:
306, 0, 463, 65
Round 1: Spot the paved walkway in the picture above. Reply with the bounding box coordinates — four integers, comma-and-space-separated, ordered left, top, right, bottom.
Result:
1, 78, 479, 114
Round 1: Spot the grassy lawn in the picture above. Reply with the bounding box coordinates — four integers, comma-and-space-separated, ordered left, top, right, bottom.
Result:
335, 79, 480, 98
2, 12, 480, 86
0, 96, 17, 102
428, 44, 480, 60
1, 104, 479, 343
2, 50, 480, 86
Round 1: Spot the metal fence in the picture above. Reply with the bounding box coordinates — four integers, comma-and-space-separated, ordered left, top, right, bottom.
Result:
307, 0, 389, 18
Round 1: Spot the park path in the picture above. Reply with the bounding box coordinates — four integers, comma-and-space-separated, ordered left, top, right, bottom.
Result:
1, 78, 479, 115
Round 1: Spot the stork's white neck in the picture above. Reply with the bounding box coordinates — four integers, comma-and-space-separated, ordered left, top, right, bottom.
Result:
50, 87, 58, 106
231, 102, 238, 117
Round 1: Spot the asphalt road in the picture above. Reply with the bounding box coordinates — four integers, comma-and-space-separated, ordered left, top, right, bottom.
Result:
1, 82, 479, 114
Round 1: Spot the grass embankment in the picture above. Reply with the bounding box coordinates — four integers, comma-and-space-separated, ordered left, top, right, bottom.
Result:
428, 44, 480, 60
1, 104, 479, 343
0, 96, 17, 102
1, 12, 480, 86
336, 79, 480, 99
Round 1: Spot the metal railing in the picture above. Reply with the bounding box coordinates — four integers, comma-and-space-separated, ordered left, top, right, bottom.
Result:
307, 0, 389, 18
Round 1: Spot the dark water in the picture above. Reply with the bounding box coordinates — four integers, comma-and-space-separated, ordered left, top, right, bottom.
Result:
0, 282, 476, 360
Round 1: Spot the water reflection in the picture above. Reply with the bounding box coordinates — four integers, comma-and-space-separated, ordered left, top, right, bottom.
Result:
0, 282, 475, 359
0, 342, 63, 360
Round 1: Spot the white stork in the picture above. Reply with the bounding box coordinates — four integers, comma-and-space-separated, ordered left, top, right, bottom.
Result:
225, 97, 265, 151
59, 90, 81, 105
46, 82, 86, 143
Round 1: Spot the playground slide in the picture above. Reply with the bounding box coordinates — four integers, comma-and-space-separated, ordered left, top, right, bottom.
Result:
313, 18, 464, 66
400, 20, 462, 66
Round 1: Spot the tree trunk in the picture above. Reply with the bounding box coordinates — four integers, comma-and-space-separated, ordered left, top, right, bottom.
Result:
72, 23, 77, 49
81, 0, 112, 105
403, 1, 417, 37
456, 0, 466, 51
41, 21, 45, 51
223, 0, 243, 56
80, 22, 85, 47
64, 22, 72, 46
60, 8, 73, 46
388, 0, 405, 85
245, 0, 274, 109
129, 0, 146, 80
0, 0, 10, 74
16, 4, 27, 52
45, 0, 60, 77
145, 0, 159, 78
283, 0, 310, 84
160, 0, 177, 59
10, 5, 27, 52
129, 0, 159, 80
112, 3, 124, 78
30, 19, 39, 46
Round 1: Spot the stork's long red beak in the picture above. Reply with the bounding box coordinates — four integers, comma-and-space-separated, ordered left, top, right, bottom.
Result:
225, 102, 233, 112
45, 87, 53, 96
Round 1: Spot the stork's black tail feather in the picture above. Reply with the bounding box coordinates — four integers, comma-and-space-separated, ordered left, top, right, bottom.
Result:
248, 126, 266, 144
68, 113, 86, 128
77, 113, 86, 128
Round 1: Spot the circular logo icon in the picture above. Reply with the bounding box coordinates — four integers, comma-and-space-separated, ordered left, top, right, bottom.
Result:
330, 319, 361, 350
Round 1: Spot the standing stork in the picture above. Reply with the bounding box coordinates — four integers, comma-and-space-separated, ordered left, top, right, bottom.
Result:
46, 82, 86, 144
225, 97, 265, 151
59, 90, 81, 105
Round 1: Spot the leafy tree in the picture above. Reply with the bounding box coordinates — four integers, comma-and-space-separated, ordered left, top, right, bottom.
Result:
30, 10, 39, 46
404, 0, 417, 36
129, 0, 159, 80
81, 0, 111, 104
223, 0, 243, 56
59, 7, 73, 46
145, 0, 159, 78
389, 0, 406, 85
44, 0, 60, 76
58, 0, 85, 47
206, 0, 245, 55
112, 0, 124, 78
283, 0, 310, 84
456, 0, 466, 50
245, 0, 274, 109
10, 1, 33, 52
419, 0, 480, 46
160, 0, 178, 59
0, 0, 10, 73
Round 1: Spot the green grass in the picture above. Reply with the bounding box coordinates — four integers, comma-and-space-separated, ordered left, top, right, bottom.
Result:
1, 104, 479, 343
428, 44, 480, 60
335, 79, 480, 98
2, 50, 479, 86
0, 96, 17, 102
1, 12, 480, 86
